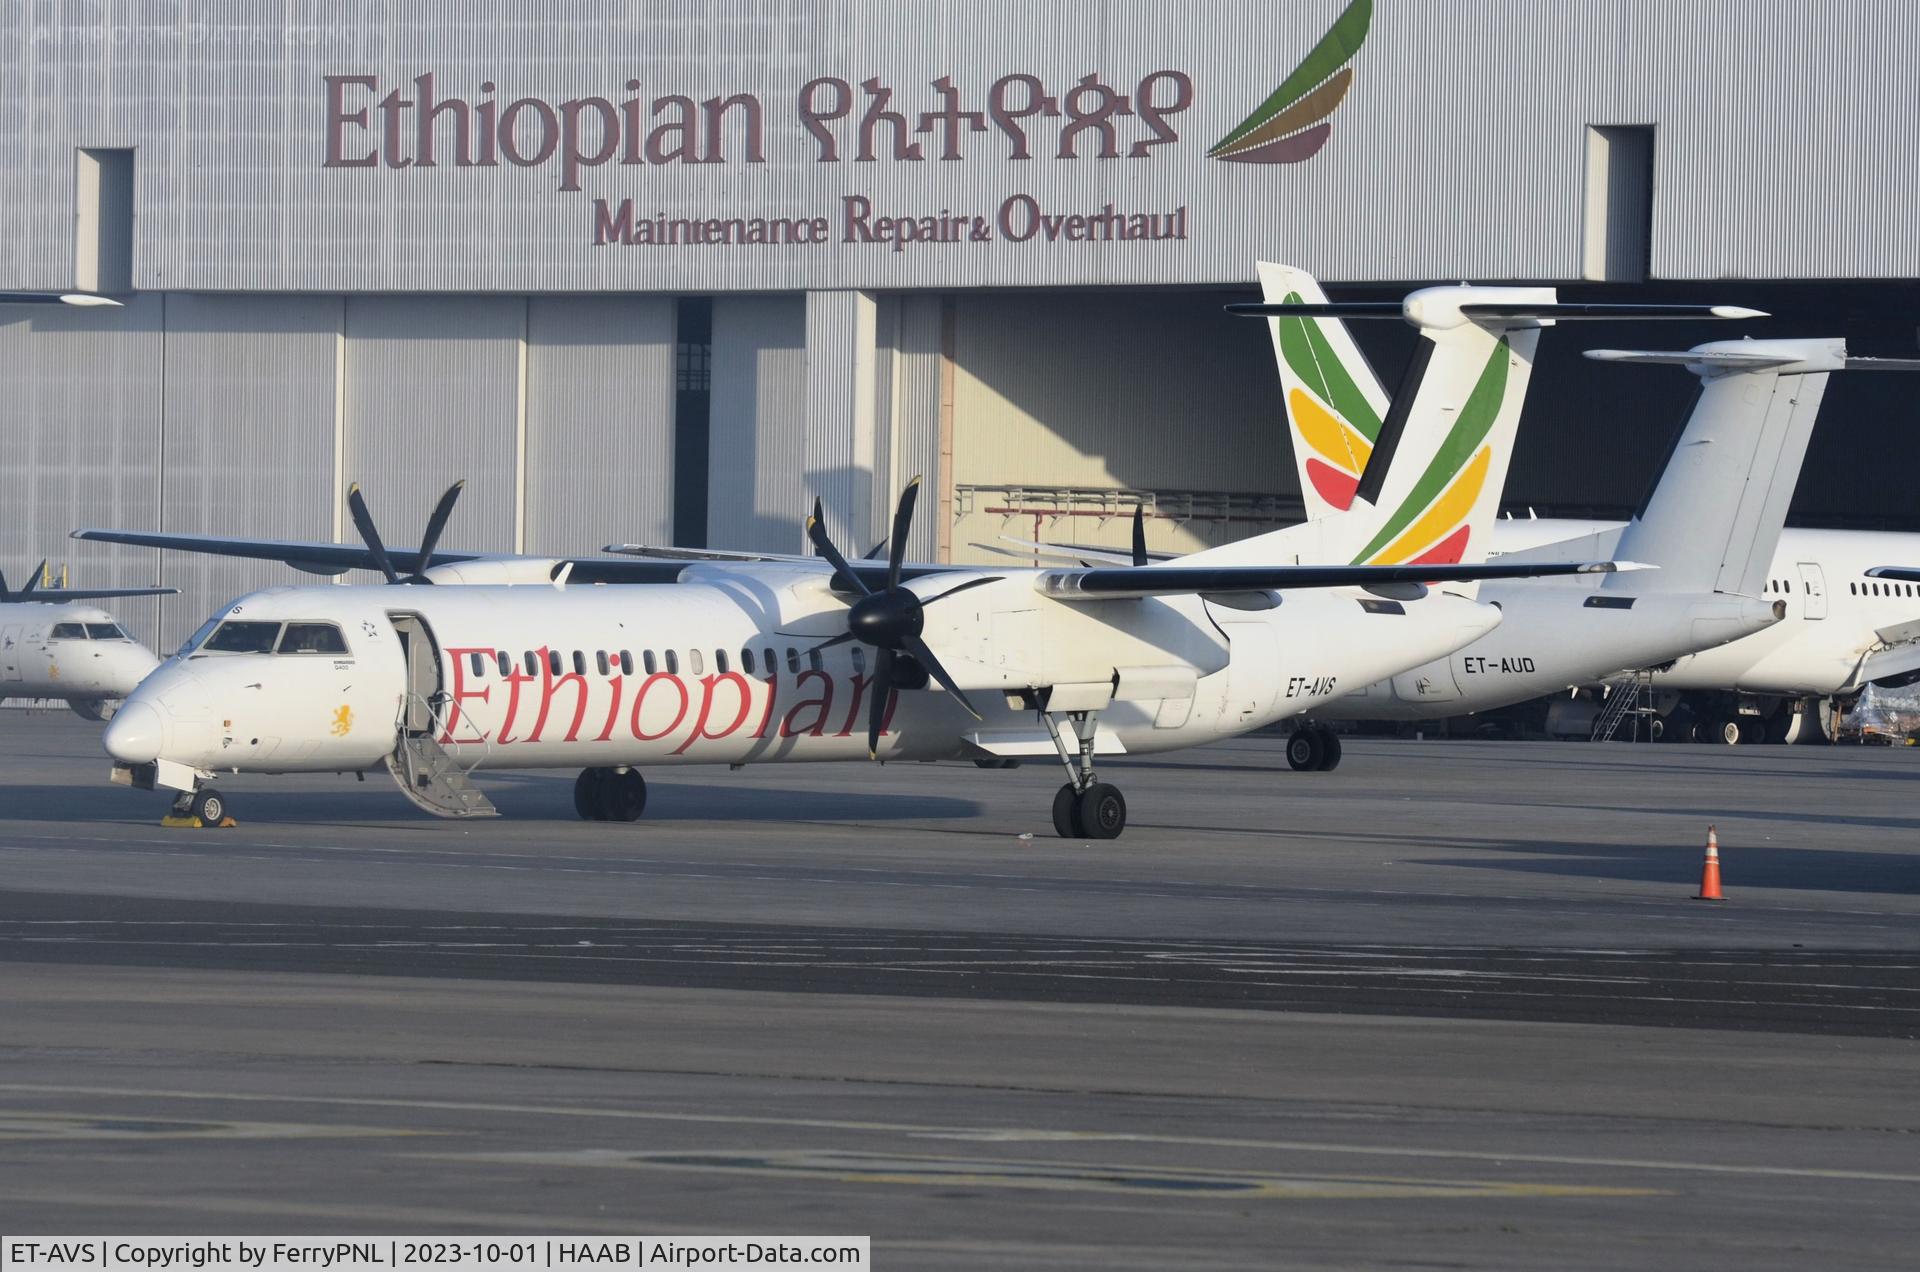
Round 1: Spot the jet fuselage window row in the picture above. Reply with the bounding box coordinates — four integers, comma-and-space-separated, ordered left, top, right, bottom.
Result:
1849, 581, 1916, 597
47, 622, 130, 641
193, 620, 350, 656
466, 645, 845, 681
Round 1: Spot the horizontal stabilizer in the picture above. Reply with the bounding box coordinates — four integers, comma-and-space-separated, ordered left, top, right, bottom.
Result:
1462, 303, 1766, 321
1585, 348, 1804, 369
1225, 301, 1403, 318
1037, 559, 1647, 601
1844, 357, 1920, 371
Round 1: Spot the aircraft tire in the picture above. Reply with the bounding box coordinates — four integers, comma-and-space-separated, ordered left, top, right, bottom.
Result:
1716, 719, 1747, 745
190, 788, 226, 826
1285, 728, 1325, 771
1316, 729, 1343, 771
573, 768, 607, 820
1051, 783, 1084, 838
1077, 783, 1127, 839
596, 768, 647, 822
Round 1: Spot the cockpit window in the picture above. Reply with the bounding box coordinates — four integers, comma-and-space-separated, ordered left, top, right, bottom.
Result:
85, 623, 127, 641
277, 622, 349, 655
177, 617, 220, 657
202, 621, 282, 654
48, 623, 86, 640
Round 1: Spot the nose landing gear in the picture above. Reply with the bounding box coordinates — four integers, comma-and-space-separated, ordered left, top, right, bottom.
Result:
1042, 710, 1127, 839
574, 767, 647, 822
161, 786, 235, 829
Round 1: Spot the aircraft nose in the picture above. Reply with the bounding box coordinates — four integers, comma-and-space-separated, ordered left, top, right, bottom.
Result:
103, 701, 166, 764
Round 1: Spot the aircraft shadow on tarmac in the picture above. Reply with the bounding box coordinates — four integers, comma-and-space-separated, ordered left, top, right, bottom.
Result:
7, 777, 982, 826
1429, 836, 1920, 895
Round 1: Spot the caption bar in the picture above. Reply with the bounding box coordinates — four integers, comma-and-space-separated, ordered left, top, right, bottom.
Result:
1, 1240, 868, 1272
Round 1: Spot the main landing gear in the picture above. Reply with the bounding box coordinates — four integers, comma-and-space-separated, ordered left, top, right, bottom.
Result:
1042, 710, 1127, 839
575, 767, 647, 822
1285, 723, 1343, 772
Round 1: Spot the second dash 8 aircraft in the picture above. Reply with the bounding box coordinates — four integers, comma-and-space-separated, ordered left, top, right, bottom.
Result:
71, 282, 1766, 835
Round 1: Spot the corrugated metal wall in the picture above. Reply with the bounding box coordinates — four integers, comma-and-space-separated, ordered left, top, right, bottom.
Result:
889, 296, 946, 562
0, 297, 166, 643
802, 289, 879, 550
157, 294, 343, 648
524, 296, 677, 556
707, 296, 807, 552
341, 296, 522, 555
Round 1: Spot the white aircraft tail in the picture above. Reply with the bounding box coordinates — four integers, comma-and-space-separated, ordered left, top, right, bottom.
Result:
1246, 263, 1764, 577
1589, 342, 1920, 596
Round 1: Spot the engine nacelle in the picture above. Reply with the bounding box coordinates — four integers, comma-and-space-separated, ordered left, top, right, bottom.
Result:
421, 557, 569, 586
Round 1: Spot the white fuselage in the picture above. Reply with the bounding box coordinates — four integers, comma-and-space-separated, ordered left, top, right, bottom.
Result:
103, 567, 1502, 783
1321, 522, 1920, 717
0, 602, 160, 714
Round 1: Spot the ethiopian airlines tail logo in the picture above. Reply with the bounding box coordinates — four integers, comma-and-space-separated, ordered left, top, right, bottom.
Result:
1209, 0, 1373, 165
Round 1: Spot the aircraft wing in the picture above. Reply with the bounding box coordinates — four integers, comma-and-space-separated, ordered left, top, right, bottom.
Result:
71, 528, 487, 576
1036, 559, 1643, 600
10, 587, 178, 600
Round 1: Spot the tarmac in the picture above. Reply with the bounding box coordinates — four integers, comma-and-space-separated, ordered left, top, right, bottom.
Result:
1, 712, 1916, 1268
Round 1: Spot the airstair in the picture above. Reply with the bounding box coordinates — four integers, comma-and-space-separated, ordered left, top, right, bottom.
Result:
384, 694, 498, 818
1590, 671, 1657, 742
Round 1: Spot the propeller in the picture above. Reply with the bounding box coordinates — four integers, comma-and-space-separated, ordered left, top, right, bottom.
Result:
346, 480, 465, 584
0, 559, 47, 601
805, 478, 995, 757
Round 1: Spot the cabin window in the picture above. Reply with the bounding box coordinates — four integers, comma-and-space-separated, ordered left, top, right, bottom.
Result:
689, 649, 705, 675
852, 646, 865, 673
48, 622, 87, 640
596, 650, 610, 676
808, 647, 824, 673
277, 622, 348, 655
764, 647, 777, 675
715, 649, 730, 674
665, 650, 680, 674
572, 650, 586, 675
786, 647, 799, 674
84, 622, 127, 641
497, 651, 511, 675
643, 650, 657, 675
741, 648, 756, 675
1849, 583, 1857, 595
469, 652, 485, 678
548, 649, 564, 676
619, 650, 633, 675
524, 651, 539, 676
202, 621, 282, 654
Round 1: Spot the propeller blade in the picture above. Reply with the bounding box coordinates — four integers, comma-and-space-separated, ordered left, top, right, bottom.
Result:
410, 479, 466, 582
887, 477, 921, 590
918, 575, 1002, 607
346, 483, 402, 584
861, 537, 888, 561
806, 497, 871, 595
867, 647, 896, 758
804, 631, 859, 655
902, 633, 983, 722
1131, 505, 1148, 567
19, 559, 46, 599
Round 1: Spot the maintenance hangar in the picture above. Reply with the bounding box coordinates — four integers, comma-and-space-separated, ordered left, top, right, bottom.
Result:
4, 0, 1919, 651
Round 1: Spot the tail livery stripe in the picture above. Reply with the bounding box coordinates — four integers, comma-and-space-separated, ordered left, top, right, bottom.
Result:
1366, 446, 1491, 566
1351, 338, 1510, 564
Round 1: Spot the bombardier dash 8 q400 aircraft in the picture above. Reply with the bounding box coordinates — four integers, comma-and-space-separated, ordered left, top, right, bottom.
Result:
1267, 265, 1920, 744
0, 563, 173, 720
70, 282, 1751, 835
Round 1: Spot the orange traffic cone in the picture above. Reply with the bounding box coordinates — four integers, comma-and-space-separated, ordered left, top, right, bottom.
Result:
1694, 825, 1723, 901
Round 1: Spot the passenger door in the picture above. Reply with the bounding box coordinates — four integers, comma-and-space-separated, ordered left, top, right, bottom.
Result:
1797, 562, 1828, 621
